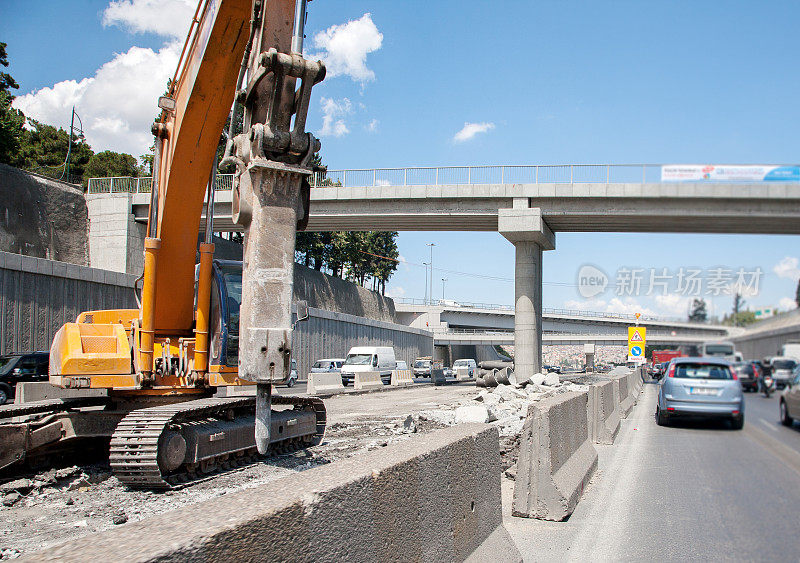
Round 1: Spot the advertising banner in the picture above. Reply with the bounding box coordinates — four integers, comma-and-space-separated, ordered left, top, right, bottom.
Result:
661, 165, 800, 182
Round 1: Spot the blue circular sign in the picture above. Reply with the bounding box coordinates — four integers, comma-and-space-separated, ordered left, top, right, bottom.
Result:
630, 346, 642, 356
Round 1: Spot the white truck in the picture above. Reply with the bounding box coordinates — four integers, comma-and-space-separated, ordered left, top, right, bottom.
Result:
340, 346, 396, 386
780, 341, 800, 359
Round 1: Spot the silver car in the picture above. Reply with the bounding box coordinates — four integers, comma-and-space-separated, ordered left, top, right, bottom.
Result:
780, 366, 800, 426
656, 357, 744, 429
770, 357, 797, 389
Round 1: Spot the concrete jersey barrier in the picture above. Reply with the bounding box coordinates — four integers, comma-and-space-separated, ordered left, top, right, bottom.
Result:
615, 373, 634, 418
455, 367, 472, 381
354, 370, 384, 391
390, 369, 414, 386
513, 391, 598, 521
29, 424, 522, 563
587, 379, 621, 445
307, 372, 346, 395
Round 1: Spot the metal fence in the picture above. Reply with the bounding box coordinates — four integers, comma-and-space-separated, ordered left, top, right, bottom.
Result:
88, 163, 800, 193
87, 174, 235, 194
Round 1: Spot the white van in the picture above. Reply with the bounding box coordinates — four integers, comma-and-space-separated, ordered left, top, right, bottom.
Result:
340, 346, 396, 386
453, 358, 477, 377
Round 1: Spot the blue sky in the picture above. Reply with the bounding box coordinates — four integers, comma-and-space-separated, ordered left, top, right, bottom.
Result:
3, 1, 800, 318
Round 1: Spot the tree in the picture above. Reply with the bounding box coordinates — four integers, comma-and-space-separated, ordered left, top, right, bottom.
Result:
84, 150, 140, 180
796, 278, 800, 308
0, 42, 24, 165
688, 298, 707, 322
732, 292, 744, 327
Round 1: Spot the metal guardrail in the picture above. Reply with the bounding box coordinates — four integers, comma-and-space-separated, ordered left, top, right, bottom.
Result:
87, 174, 234, 194
87, 162, 800, 193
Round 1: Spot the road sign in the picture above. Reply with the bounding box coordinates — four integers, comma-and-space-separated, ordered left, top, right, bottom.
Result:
628, 326, 646, 363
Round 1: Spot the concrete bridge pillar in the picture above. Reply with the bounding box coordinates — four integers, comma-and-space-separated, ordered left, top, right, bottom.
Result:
498, 208, 555, 381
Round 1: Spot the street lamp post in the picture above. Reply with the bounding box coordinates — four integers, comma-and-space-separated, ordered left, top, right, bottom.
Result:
427, 242, 436, 305
441, 277, 447, 301
422, 261, 430, 304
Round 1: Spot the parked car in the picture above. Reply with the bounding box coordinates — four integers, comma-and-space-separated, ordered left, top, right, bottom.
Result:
779, 365, 800, 426
656, 357, 744, 430
341, 346, 396, 386
452, 358, 477, 377
0, 351, 50, 405
731, 361, 759, 392
311, 358, 345, 373
395, 360, 409, 370
413, 358, 432, 377
769, 357, 798, 389
443, 366, 455, 377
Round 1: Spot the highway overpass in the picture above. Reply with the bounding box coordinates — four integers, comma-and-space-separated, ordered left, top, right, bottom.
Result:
87, 163, 799, 378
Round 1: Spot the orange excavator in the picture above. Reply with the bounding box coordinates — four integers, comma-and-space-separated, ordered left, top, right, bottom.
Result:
0, 0, 326, 487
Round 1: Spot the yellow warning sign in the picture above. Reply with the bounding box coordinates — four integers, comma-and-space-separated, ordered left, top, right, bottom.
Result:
627, 327, 647, 362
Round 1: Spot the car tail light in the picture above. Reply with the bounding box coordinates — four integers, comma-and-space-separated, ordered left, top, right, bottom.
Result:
731, 369, 738, 381
667, 407, 675, 412
668, 364, 675, 378
732, 410, 739, 415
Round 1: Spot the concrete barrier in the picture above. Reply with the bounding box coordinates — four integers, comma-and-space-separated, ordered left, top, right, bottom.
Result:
587, 379, 620, 445
615, 373, 634, 418
455, 367, 472, 381
16, 382, 106, 403
432, 368, 447, 386
30, 425, 521, 562
354, 370, 385, 391
390, 369, 414, 387
307, 372, 346, 395
512, 391, 598, 521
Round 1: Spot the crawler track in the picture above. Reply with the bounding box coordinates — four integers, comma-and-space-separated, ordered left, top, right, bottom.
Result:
109, 395, 326, 488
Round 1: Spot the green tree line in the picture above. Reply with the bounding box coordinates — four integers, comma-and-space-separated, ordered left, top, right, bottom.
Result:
0, 42, 142, 185
296, 231, 399, 295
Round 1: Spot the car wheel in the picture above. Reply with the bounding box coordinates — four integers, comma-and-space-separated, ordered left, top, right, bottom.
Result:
731, 416, 744, 430
0, 387, 7, 405
656, 407, 669, 426
780, 401, 793, 427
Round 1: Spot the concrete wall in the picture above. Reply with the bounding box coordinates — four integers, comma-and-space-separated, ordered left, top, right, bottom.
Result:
731, 309, 800, 360
293, 263, 397, 323
0, 251, 137, 355
293, 306, 432, 379
0, 164, 88, 265
31, 424, 521, 562
85, 193, 145, 275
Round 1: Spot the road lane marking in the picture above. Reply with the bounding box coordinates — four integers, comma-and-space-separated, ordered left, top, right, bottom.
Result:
759, 418, 778, 432
743, 422, 800, 478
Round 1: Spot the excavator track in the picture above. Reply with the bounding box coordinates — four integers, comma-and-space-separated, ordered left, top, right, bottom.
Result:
109, 395, 326, 489
0, 397, 111, 420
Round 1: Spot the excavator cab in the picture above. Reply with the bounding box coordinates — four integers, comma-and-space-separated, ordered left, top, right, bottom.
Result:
208, 260, 243, 369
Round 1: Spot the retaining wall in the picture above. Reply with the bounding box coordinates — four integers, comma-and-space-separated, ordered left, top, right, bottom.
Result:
512, 391, 598, 521
292, 306, 432, 380
0, 251, 137, 355
31, 425, 521, 562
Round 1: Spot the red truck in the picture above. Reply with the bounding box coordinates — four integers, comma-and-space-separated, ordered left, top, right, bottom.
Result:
650, 350, 683, 378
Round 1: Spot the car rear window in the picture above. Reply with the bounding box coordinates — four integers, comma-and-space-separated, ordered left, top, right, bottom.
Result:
773, 360, 797, 370
674, 363, 733, 380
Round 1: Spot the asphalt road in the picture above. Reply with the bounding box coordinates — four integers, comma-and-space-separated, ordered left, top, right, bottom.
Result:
505, 383, 800, 562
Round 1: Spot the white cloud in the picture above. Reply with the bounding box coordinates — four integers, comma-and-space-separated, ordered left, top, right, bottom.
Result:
453, 121, 495, 143
102, 0, 195, 38
318, 97, 352, 137
14, 43, 180, 156
366, 118, 379, 133
779, 297, 797, 311
386, 286, 406, 299
654, 294, 691, 316
773, 256, 800, 281
565, 297, 658, 317
310, 13, 383, 83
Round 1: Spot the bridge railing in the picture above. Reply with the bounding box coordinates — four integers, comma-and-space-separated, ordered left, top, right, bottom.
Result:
87, 163, 800, 193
